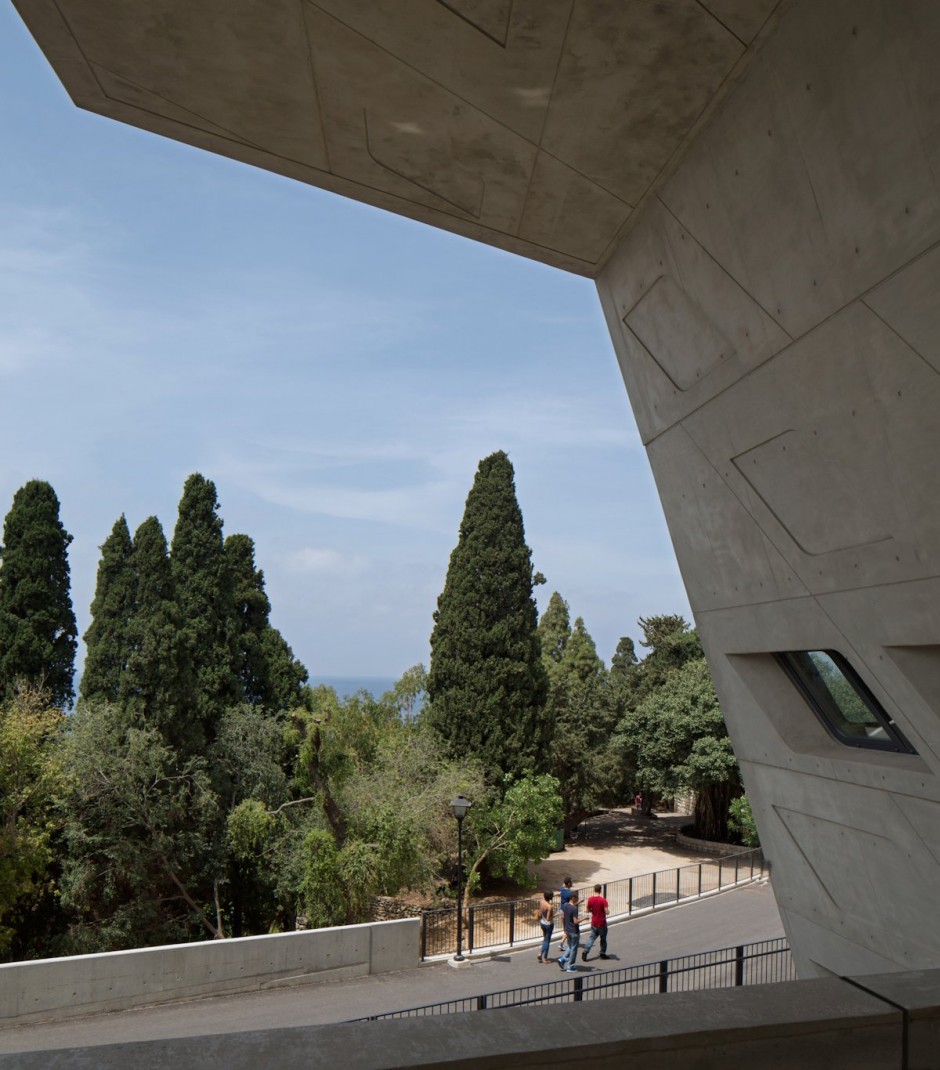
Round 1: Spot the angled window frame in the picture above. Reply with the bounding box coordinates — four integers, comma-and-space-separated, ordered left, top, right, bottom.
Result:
775, 649, 916, 754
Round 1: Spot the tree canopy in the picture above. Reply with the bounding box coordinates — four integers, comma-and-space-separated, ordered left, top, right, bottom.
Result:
0, 481, 77, 706
426, 451, 549, 782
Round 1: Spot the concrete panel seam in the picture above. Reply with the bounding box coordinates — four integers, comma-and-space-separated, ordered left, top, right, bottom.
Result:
656, 194, 793, 342
301, 0, 332, 173
842, 977, 910, 1068
860, 297, 940, 379
694, 0, 749, 48
435, 0, 514, 49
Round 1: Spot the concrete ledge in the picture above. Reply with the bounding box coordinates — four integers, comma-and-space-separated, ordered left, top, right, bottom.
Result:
0, 918, 419, 1026
675, 829, 751, 855
0, 974, 915, 1069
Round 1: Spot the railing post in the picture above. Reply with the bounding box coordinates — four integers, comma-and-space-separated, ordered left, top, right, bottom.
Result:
468, 906, 475, 952
697, 861, 702, 897
477, 994, 488, 1010
421, 912, 427, 960
574, 977, 584, 1002
508, 901, 515, 946
718, 858, 723, 888
628, 877, 633, 914
735, 854, 740, 883
735, 944, 745, 987
659, 959, 669, 993
652, 870, 657, 908
676, 867, 681, 902
750, 850, 755, 878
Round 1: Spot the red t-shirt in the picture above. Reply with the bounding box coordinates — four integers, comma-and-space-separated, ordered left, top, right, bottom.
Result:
587, 894, 608, 927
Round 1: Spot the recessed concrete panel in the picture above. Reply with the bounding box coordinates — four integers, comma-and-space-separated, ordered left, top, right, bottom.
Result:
680, 302, 940, 594
661, 0, 940, 340
600, 200, 792, 442
646, 424, 808, 612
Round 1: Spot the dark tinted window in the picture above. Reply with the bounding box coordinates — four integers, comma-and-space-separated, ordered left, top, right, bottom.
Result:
776, 650, 915, 754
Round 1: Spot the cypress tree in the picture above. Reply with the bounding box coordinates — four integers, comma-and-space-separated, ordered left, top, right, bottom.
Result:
538, 591, 571, 684
226, 533, 307, 710
426, 451, 549, 781
0, 481, 77, 707
121, 517, 193, 750
80, 516, 135, 706
170, 474, 238, 747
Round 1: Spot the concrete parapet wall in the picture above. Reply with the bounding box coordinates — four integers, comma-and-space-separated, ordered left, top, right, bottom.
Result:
7, 970, 940, 1070
0, 918, 419, 1026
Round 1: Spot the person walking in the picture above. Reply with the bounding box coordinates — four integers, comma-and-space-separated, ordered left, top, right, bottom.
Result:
582, 884, 610, 961
558, 876, 573, 955
536, 891, 554, 963
557, 892, 581, 972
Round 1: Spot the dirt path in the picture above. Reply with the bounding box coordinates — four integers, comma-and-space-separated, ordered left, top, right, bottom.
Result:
528, 808, 709, 890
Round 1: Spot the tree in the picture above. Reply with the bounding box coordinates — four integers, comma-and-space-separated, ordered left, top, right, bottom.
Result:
226, 533, 307, 711
0, 481, 77, 707
426, 451, 549, 781
537, 591, 570, 680
80, 516, 135, 706
170, 474, 239, 750
0, 687, 65, 953
461, 774, 563, 896
540, 609, 615, 832
120, 517, 193, 751
58, 702, 223, 951
617, 656, 740, 840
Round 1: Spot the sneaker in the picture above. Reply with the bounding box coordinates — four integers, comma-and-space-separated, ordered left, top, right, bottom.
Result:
599, 954, 610, 959
564, 967, 577, 973
581, 952, 588, 962
558, 958, 566, 970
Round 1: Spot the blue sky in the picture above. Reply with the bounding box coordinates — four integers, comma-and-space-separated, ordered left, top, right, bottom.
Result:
0, 8, 690, 678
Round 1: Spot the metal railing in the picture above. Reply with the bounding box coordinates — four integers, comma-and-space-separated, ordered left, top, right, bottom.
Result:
420, 846, 764, 959
357, 937, 792, 1021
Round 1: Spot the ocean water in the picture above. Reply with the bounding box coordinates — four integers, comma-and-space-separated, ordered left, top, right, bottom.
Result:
309, 676, 397, 700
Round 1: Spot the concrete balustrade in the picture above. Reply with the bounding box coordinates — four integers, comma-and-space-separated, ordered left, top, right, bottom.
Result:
0, 918, 419, 1026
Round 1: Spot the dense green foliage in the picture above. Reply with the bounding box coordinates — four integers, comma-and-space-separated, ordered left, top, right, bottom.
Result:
0, 481, 77, 706
426, 451, 549, 781
80, 516, 134, 706
0, 457, 744, 962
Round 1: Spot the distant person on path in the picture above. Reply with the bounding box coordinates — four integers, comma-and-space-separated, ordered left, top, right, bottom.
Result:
557, 893, 581, 972
634, 791, 643, 810
582, 884, 610, 961
536, 891, 554, 963
558, 876, 573, 953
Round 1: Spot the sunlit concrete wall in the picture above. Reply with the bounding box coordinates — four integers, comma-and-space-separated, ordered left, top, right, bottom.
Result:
0, 918, 419, 1025
597, 0, 940, 978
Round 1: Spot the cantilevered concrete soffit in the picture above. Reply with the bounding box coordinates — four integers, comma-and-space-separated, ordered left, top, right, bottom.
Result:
12, 0, 782, 276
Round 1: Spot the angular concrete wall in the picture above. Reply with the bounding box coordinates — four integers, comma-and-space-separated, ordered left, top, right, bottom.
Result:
0, 918, 419, 1026
597, 0, 940, 978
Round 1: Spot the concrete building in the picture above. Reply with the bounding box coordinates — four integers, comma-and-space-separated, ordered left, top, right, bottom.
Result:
12, 0, 940, 982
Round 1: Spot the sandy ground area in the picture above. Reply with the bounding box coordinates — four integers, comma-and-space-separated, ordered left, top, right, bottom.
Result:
527, 808, 717, 891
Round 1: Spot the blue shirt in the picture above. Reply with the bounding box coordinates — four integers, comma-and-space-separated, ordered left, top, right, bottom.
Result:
561, 901, 580, 938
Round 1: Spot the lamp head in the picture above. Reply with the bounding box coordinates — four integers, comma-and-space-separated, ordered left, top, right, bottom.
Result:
449, 794, 472, 821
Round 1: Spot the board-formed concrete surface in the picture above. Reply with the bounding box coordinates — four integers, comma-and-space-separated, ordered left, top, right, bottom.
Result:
11, 0, 940, 982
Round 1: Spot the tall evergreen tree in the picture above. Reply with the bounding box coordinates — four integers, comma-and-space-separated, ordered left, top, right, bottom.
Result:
80, 516, 134, 706
537, 591, 570, 683
0, 481, 77, 707
170, 475, 238, 748
226, 533, 307, 711
426, 451, 549, 781
121, 517, 193, 750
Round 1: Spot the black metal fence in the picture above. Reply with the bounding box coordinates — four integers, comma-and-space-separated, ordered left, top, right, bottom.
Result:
420, 847, 764, 959
356, 937, 793, 1021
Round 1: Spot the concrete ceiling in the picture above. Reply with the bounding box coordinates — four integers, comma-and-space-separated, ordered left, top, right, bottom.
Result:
13, 0, 782, 276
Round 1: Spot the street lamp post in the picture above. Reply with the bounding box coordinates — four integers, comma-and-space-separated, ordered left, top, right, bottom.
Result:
449, 794, 472, 962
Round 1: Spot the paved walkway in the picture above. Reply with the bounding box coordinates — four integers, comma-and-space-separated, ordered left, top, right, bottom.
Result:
0, 881, 784, 1056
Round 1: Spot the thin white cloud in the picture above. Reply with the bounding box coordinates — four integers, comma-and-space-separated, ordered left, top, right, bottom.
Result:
288, 546, 369, 576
